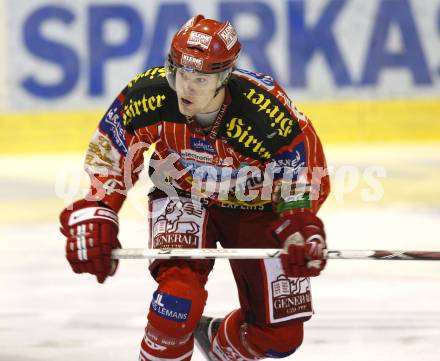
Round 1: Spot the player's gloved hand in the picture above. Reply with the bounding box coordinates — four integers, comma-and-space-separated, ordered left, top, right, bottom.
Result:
59, 199, 121, 283
268, 211, 327, 277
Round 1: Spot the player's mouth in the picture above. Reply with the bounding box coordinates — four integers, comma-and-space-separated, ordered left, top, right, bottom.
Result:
180, 97, 193, 106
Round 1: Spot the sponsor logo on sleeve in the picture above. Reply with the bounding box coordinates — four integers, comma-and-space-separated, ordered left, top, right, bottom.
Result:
85, 134, 116, 169
150, 291, 192, 322
273, 142, 306, 177
181, 53, 203, 71
99, 97, 128, 156
187, 31, 212, 50
218, 22, 238, 50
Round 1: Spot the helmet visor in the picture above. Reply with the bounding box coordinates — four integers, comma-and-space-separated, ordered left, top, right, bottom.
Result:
165, 57, 229, 91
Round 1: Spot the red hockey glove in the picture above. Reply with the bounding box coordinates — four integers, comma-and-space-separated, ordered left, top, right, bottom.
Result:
268, 211, 327, 277
60, 199, 121, 283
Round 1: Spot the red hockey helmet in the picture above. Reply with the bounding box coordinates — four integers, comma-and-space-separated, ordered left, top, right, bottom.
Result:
168, 15, 241, 74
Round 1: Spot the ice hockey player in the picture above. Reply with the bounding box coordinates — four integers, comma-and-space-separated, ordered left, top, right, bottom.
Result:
60, 14, 330, 361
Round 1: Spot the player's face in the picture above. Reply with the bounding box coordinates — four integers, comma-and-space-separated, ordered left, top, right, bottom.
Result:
175, 69, 221, 116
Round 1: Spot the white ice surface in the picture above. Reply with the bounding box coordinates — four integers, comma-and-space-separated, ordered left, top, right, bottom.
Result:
1, 150, 440, 361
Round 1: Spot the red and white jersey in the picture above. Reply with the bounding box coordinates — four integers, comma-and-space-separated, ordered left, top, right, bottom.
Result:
84, 67, 330, 214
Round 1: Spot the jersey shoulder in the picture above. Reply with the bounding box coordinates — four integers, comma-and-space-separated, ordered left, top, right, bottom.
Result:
121, 67, 183, 130
232, 69, 278, 93
125, 67, 169, 91
227, 69, 303, 139
220, 69, 318, 162
231, 68, 302, 117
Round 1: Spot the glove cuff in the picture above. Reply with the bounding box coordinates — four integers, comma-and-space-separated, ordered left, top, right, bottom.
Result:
61, 199, 119, 227
68, 206, 119, 227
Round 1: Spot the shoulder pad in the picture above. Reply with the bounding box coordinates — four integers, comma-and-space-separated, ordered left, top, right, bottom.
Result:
121, 67, 179, 128
227, 72, 302, 140
126, 67, 168, 90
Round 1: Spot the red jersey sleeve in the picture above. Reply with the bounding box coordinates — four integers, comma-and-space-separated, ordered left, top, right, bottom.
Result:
268, 85, 330, 214
83, 90, 155, 212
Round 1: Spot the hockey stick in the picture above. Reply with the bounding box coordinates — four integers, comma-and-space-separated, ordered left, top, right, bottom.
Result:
111, 248, 440, 261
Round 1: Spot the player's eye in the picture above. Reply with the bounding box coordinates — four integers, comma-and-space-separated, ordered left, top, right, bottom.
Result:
196, 77, 208, 84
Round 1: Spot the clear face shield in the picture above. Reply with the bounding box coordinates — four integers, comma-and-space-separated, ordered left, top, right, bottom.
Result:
165, 57, 231, 92
165, 57, 232, 115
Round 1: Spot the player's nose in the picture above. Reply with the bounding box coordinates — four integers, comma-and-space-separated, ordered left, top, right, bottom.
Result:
182, 79, 197, 96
